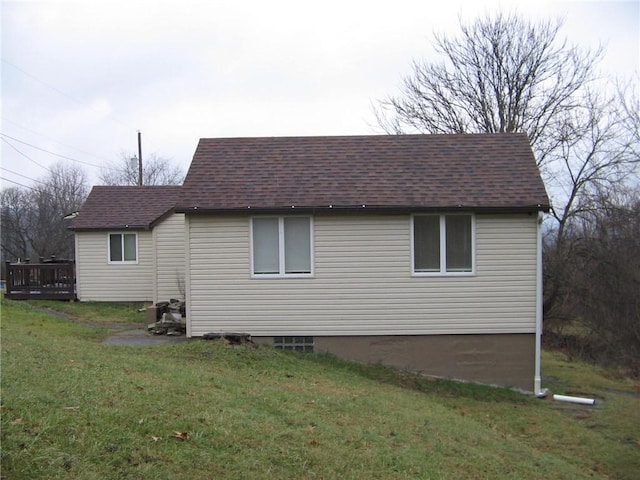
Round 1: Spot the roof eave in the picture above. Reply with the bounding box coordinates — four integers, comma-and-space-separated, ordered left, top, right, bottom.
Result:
176, 204, 551, 215
69, 224, 151, 232
69, 207, 178, 231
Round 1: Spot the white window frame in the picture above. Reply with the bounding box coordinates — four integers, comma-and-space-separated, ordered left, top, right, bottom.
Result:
107, 232, 139, 264
411, 214, 475, 276
250, 216, 314, 278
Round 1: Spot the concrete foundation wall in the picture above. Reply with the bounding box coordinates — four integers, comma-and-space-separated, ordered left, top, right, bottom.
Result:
253, 333, 535, 391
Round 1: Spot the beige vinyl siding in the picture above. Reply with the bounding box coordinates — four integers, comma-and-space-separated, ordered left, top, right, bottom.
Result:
75, 230, 154, 301
153, 213, 185, 303
187, 214, 538, 337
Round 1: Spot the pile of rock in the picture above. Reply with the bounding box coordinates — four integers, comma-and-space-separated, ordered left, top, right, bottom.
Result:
147, 299, 186, 336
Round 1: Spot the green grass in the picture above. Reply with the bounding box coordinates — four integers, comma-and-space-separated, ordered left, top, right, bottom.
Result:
16, 299, 149, 325
1, 297, 638, 479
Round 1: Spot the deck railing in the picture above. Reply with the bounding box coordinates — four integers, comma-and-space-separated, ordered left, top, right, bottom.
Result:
5, 258, 76, 300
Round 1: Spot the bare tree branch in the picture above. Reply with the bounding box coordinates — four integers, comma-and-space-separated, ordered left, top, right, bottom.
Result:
375, 12, 603, 167
99, 152, 185, 186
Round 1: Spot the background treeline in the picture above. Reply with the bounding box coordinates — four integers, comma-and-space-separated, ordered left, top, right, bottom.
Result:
1, 163, 87, 263
544, 189, 640, 374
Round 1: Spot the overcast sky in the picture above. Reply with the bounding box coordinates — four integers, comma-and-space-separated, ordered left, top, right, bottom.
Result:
1, 0, 638, 187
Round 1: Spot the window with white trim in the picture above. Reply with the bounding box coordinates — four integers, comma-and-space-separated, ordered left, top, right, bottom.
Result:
251, 216, 313, 277
412, 214, 474, 274
108, 233, 138, 263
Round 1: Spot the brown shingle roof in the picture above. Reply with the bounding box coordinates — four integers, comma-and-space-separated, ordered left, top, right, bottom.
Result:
176, 133, 549, 213
71, 186, 181, 230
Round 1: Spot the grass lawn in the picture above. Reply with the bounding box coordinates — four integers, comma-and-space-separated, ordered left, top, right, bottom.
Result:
14, 298, 150, 326
1, 297, 638, 479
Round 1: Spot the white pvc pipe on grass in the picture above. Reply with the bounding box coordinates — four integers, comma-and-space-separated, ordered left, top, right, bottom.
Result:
552, 394, 596, 405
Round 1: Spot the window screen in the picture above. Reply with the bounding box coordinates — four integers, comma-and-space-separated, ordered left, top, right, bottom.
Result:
109, 234, 123, 262
123, 234, 137, 261
445, 215, 472, 272
284, 217, 311, 274
252, 218, 280, 274
413, 215, 440, 272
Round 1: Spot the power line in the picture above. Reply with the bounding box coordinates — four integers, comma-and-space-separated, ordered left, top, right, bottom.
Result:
1, 137, 52, 172
1, 132, 100, 168
0, 133, 124, 172
0, 176, 37, 190
1, 137, 87, 198
0, 166, 47, 185
1, 116, 115, 163
0, 176, 66, 203
1, 58, 137, 131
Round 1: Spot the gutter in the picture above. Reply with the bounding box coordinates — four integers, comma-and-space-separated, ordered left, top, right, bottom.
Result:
69, 224, 151, 232
175, 204, 551, 215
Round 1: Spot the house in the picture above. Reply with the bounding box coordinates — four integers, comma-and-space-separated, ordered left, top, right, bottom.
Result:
175, 133, 550, 392
70, 186, 184, 303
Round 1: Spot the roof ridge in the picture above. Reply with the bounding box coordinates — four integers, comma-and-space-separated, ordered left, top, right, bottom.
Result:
196, 132, 529, 142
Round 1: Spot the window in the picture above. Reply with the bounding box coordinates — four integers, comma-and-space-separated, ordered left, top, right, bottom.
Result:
251, 216, 313, 277
108, 233, 138, 263
412, 214, 474, 274
274, 336, 314, 353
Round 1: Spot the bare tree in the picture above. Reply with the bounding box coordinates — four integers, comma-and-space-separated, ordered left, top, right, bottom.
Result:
616, 74, 640, 165
1, 162, 88, 262
374, 13, 603, 168
30, 163, 89, 258
99, 152, 185, 186
1, 187, 32, 260
544, 86, 640, 241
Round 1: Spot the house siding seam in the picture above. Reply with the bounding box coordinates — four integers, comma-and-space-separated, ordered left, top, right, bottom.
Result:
153, 213, 186, 303
75, 231, 154, 301
187, 214, 537, 337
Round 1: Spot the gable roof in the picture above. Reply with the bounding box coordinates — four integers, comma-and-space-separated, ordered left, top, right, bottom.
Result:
176, 133, 549, 214
70, 185, 181, 231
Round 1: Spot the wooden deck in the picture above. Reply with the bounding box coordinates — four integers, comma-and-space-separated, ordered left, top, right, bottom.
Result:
5, 259, 76, 300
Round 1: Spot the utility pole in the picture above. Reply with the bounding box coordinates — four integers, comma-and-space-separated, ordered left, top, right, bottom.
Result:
137, 130, 143, 186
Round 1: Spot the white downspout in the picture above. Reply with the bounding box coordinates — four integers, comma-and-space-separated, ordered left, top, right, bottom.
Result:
184, 214, 192, 338
534, 211, 544, 396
